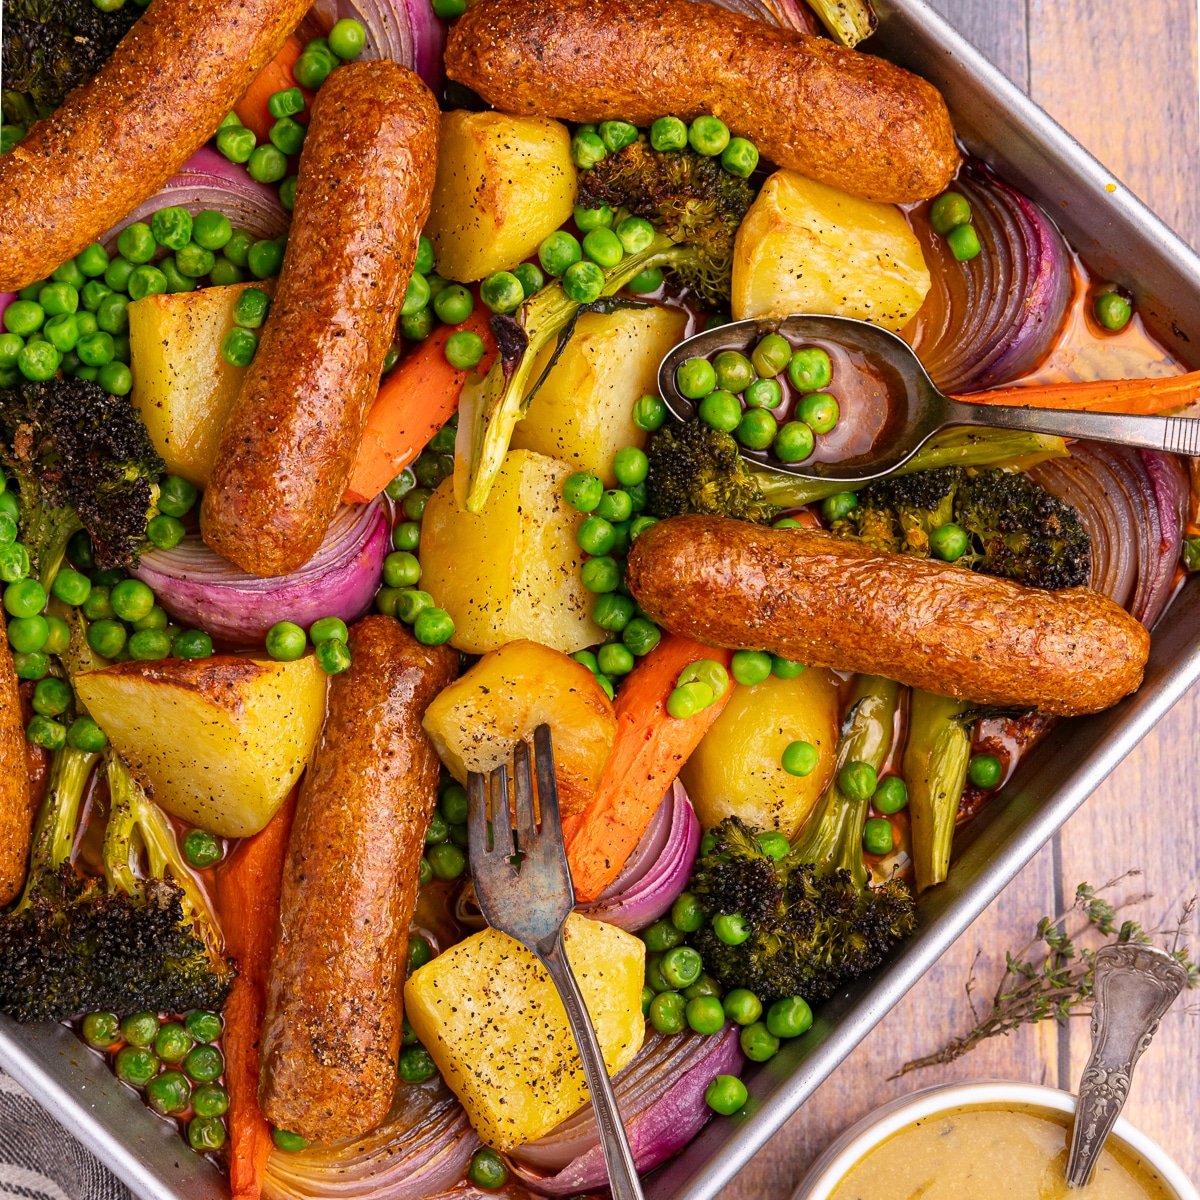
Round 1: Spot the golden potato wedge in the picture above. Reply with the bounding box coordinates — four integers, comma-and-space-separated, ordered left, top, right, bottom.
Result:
681, 669, 839, 837
404, 914, 644, 1150
512, 305, 687, 484
426, 110, 577, 281
732, 171, 930, 332
422, 639, 614, 821
128, 282, 271, 486
420, 449, 603, 654
75, 655, 326, 837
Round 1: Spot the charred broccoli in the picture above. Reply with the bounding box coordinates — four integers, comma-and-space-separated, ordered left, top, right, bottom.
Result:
2, 0, 138, 125
0, 748, 233, 1023
830, 465, 1091, 589
0, 377, 162, 581
578, 137, 754, 308
688, 677, 918, 1003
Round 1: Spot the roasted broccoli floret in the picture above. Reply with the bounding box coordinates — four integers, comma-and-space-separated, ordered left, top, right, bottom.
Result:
0, 377, 162, 582
0, 748, 233, 1023
830, 466, 1091, 589
2, 0, 137, 124
578, 137, 754, 308
644, 420, 780, 523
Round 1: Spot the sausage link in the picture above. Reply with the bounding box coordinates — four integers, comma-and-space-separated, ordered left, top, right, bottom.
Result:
200, 63, 439, 578
258, 617, 457, 1142
626, 516, 1150, 716
0, 0, 311, 292
0, 624, 31, 906
445, 0, 959, 204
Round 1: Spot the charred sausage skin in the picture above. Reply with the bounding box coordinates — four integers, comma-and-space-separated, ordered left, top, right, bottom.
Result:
200, 62, 439, 578
0, 0, 312, 292
445, 0, 959, 204
258, 617, 457, 1142
0, 625, 31, 907
626, 516, 1150, 716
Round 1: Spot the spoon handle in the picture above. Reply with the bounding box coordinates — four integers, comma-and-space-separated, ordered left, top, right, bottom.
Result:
1066, 943, 1187, 1189
953, 401, 1200, 456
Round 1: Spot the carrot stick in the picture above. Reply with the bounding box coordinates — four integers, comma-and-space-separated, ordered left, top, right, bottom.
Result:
954, 368, 1200, 414
216, 795, 296, 1200
564, 635, 733, 903
343, 310, 497, 504
234, 36, 309, 142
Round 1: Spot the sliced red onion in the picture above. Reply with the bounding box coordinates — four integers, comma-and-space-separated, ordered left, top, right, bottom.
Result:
134, 501, 388, 643
303, 0, 446, 90
699, 0, 819, 33
512, 1025, 744, 1194
0, 293, 14, 322
1030, 444, 1187, 628
578, 781, 700, 932
911, 162, 1072, 393
263, 1082, 478, 1200
100, 147, 288, 249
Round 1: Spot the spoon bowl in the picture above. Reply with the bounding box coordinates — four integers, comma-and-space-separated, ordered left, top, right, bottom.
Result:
657, 314, 1200, 485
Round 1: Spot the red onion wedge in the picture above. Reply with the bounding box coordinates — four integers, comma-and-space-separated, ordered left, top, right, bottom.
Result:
578, 781, 700, 932
512, 1025, 744, 1194
911, 162, 1072, 393
134, 500, 388, 644
263, 1081, 478, 1200
1030, 444, 1187, 628
303, 0, 447, 90
100, 147, 288, 250
701, 0, 819, 34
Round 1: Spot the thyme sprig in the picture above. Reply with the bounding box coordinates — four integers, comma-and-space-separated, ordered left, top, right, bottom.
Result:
893, 871, 1200, 1077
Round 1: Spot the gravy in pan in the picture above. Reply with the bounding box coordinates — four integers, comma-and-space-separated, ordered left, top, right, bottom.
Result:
827, 1103, 1177, 1200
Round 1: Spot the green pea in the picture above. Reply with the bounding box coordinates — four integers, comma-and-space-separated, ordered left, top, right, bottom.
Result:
103, 256, 136, 294
930, 521, 969, 562
593, 489, 631, 525
598, 120, 638, 152
437, 785, 468, 827
513, 261, 544, 298
722, 988, 762, 1027
417, 855, 433, 886
675, 356, 716, 400
145, 1069, 192, 1115
475, 271, 522, 317
428, 841, 467, 880
155, 256, 194, 295
538, 230, 583, 277
154, 1022, 194, 1064
626, 267, 664, 294
80, 281, 111, 312
110, 578, 154, 622
571, 130, 607, 169
947, 223, 982, 261
188, 1116, 227, 1152
17, 340, 60, 381
712, 350, 755, 393
705, 1074, 748, 1114
31, 677, 71, 717
582, 226, 624, 269
217, 124, 256, 163
863, 816, 894, 856
666, 891, 702, 935
395, 588, 434, 624
820, 492, 858, 523
597, 641, 635, 676
666, 680, 714, 719
229, 288, 269, 332
683, 994, 723, 1035
660, 946, 703, 989
838, 760, 878, 801
468, 1147, 508, 1191
221, 327, 258, 368
614, 216, 655, 256
739, 1021, 780, 1062
698, 389, 742, 433
0, 332, 23, 370
929, 191, 973, 235
95, 293, 129, 335
265, 620, 306, 661
649, 115, 688, 151
81, 1011, 121, 1049
184, 829, 223, 869
67, 715, 109, 752
756, 831, 790, 861
5, 578, 45, 619
192, 1083, 229, 1119
127, 265, 167, 301
184, 1010, 223, 1044
25, 714, 65, 751
744, 377, 782, 410
721, 136, 759, 178
775, 420, 815, 463
630, 515, 658, 543
41, 617, 70, 656
622, 616, 660, 657
766, 995, 813, 1039
116, 1012, 157, 1049
432, 283, 473, 325
413, 607, 455, 646
580, 555, 620, 594
968, 753, 1004, 789
150, 207, 192, 251
688, 115, 730, 156
4, 300, 44, 336
626, 396, 666, 437
382, 550, 421, 589
873, 775, 909, 813
184, 1043, 224, 1084
76, 243, 110, 278
562, 259, 605, 304
0, 544, 28, 585
115, 1046, 159, 1087
223, 230, 254, 269
787, 347, 833, 393
173, 629, 214, 660
116, 222, 156, 265
574, 203, 614, 232
313, 638, 350, 674
712, 912, 751, 946
44, 313, 80, 353
649, 990, 686, 1034
726, 650, 769, 687
247, 238, 284, 280
1095, 290, 1133, 331
798, 392, 839, 434
272, 1128, 309, 1152
576, 515, 616, 557
780, 740, 819, 778
398, 1045, 438, 1083
443, 330, 483, 370
9, 616, 48, 654
736, 408, 778, 451
13, 651, 49, 680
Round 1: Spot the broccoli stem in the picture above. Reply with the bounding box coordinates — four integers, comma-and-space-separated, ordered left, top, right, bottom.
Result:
902, 691, 972, 893
456, 232, 687, 513
754, 429, 1070, 509
13, 485, 81, 591
16, 745, 100, 911
792, 675, 901, 886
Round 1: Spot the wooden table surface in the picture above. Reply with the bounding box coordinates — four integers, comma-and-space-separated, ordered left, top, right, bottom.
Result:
720, 2, 1200, 1195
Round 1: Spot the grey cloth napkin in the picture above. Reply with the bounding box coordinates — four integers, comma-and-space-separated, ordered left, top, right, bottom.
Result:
0, 1070, 131, 1200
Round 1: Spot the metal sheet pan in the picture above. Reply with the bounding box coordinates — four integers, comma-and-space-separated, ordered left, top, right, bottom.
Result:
3, 1, 1199, 1196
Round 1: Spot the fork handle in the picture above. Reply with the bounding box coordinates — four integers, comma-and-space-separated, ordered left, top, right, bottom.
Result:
541, 937, 646, 1200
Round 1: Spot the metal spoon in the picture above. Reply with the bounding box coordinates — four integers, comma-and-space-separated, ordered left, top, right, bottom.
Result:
657, 314, 1200, 485
1066, 942, 1187, 1188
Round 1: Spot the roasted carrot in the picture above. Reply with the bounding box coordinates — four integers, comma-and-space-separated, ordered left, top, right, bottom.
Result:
216, 795, 296, 1200
564, 635, 733, 903
0, 622, 31, 907
343, 310, 497, 504
956, 368, 1200, 414
234, 36, 310, 143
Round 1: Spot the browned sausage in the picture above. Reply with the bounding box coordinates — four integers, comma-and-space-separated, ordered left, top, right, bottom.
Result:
258, 617, 457, 1142
0, 623, 32, 906
0, 0, 311, 292
200, 63, 439, 578
626, 516, 1150, 716
445, 0, 959, 204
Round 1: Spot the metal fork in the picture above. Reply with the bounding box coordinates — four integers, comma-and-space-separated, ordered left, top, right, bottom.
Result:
467, 724, 645, 1200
